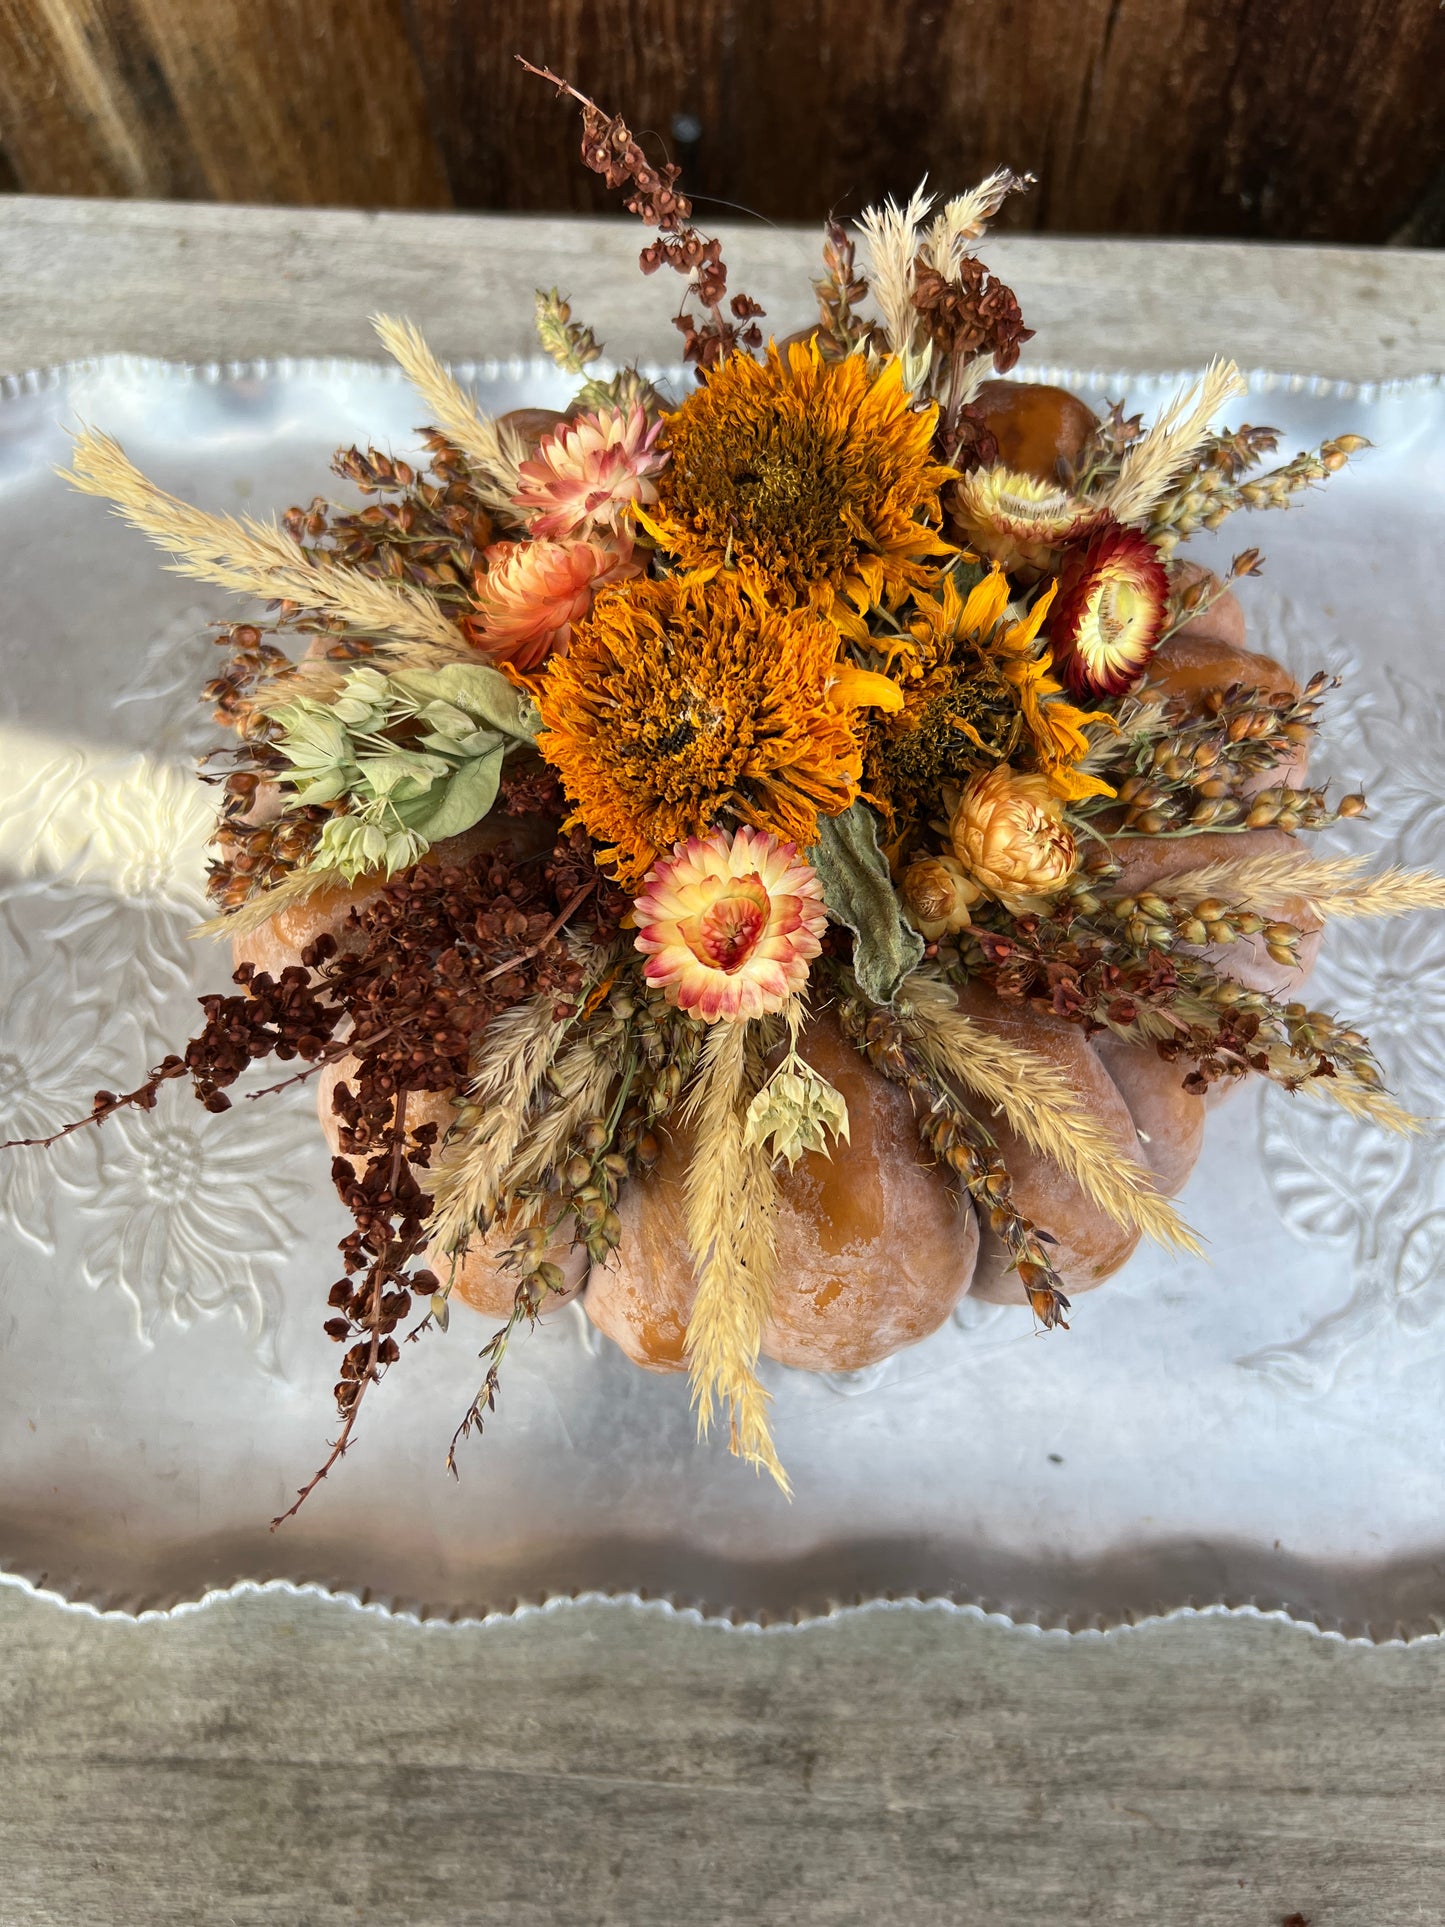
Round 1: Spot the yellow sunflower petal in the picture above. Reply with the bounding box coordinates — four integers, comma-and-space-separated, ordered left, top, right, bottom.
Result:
831, 664, 905, 713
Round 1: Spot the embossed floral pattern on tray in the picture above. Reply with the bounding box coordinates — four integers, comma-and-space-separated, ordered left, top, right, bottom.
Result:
1, 356, 1443, 1636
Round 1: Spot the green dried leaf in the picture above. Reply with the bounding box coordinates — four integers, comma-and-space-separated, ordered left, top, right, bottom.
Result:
389, 662, 540, 742
395, 744, 505, 844
808, 802, 924, 1006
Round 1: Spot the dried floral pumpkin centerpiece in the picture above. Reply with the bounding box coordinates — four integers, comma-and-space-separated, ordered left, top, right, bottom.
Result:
13, 60, 1445, 1516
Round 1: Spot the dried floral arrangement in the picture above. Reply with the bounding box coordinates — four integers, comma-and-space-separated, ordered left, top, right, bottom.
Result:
12, 62, 1445, 1516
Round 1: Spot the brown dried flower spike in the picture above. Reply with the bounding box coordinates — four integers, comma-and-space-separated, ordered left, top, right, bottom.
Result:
518, 57, 764, 370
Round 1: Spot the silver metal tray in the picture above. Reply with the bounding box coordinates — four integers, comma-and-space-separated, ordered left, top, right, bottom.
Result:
2, 355, 1442, 1638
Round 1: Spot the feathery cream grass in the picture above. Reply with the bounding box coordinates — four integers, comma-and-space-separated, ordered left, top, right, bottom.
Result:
192, 863, 354, 940
921, 168, 1031, 279
855, 183, 935, 389
426, 996, 565, 1256
1126, 852, 1445, 922
64, 429, 468, 656
373, 315, 525, 514
682, 1022, 788, 1494
1289, 1068, 1426, 1137
1103, 360, 1247, 526
900, 979, 1201, 1254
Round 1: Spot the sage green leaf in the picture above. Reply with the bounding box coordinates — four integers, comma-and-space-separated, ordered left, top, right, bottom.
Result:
808, 802, 923, 1006
397, 744, 505, 844
390, 663, 540, 742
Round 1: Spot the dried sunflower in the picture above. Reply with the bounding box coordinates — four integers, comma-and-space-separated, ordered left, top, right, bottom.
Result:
643, 338, 954, 638
866, 564, 1113, 817
535, 570, 894, 884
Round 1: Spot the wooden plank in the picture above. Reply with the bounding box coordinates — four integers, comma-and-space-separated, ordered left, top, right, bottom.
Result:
0, 0, 206, 197
2, 1585, 1444, 1925
1, 1, 1442, 240
3, 198, 1444, 385
0, 0, 451, 206
402, 0, 1445, 241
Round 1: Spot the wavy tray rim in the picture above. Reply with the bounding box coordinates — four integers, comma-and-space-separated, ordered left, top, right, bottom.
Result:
3, 350, 1441, 1644
4, 351, 1445, 409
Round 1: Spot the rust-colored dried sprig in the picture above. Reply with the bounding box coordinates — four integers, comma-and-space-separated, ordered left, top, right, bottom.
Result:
954, 901, 1407, 1125
201, 624, 341, 910
7, 837, 614, 1519
813, 218, 876, 359
955, 917, 1268, 1097
910, 252, 1033, 372
286, 440, 497, 609
835, 988, 1072, 1329
961, 916, 1183, 1032
518, 58, 764, 372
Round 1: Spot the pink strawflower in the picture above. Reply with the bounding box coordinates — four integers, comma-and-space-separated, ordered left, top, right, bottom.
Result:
467, 534, 638, 672
633, 826, 827, 1023
511, 404, 666, 540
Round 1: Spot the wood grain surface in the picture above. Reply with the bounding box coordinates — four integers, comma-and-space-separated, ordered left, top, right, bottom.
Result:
3, 1586, 1444, 1926
4, 197, 1445, 383
0, 0, 448, 205
1, 0, 1444, 241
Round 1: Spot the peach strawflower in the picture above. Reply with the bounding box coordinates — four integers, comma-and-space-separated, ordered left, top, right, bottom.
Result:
467, 533, 638, 672
512, 403, 666, 540
634, 827, 827, 1023
950, 765, 1078, 910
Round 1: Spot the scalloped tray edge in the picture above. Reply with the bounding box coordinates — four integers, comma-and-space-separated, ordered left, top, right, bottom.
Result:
4, 1562, 1444, 1647
5, 351, 1443, 1646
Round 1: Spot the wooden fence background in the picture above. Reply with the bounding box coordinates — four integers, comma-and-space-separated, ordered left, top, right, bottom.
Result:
1, 1, 1443, 243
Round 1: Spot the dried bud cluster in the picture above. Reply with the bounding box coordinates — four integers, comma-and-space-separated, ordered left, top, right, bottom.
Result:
1106, 673, 1341, 835
911, 253, 1033, 372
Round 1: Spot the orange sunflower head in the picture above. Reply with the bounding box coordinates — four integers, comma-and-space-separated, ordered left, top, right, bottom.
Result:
534, 570, 889, 885
644, 338, 954, 635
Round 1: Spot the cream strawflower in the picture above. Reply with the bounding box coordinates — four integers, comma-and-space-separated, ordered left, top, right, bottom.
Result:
634, 826, 827, 1023
512, 403, 666, 540
466, 533, 638, 671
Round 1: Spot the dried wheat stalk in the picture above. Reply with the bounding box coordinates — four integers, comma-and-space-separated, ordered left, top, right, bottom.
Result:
1132, 851, 1445, 922
64, 429, 466, 655
372, 314, 526, 514
426, 996, 566, 1257
681, 1021, 788, 1493
900, 979, 1201, 1253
